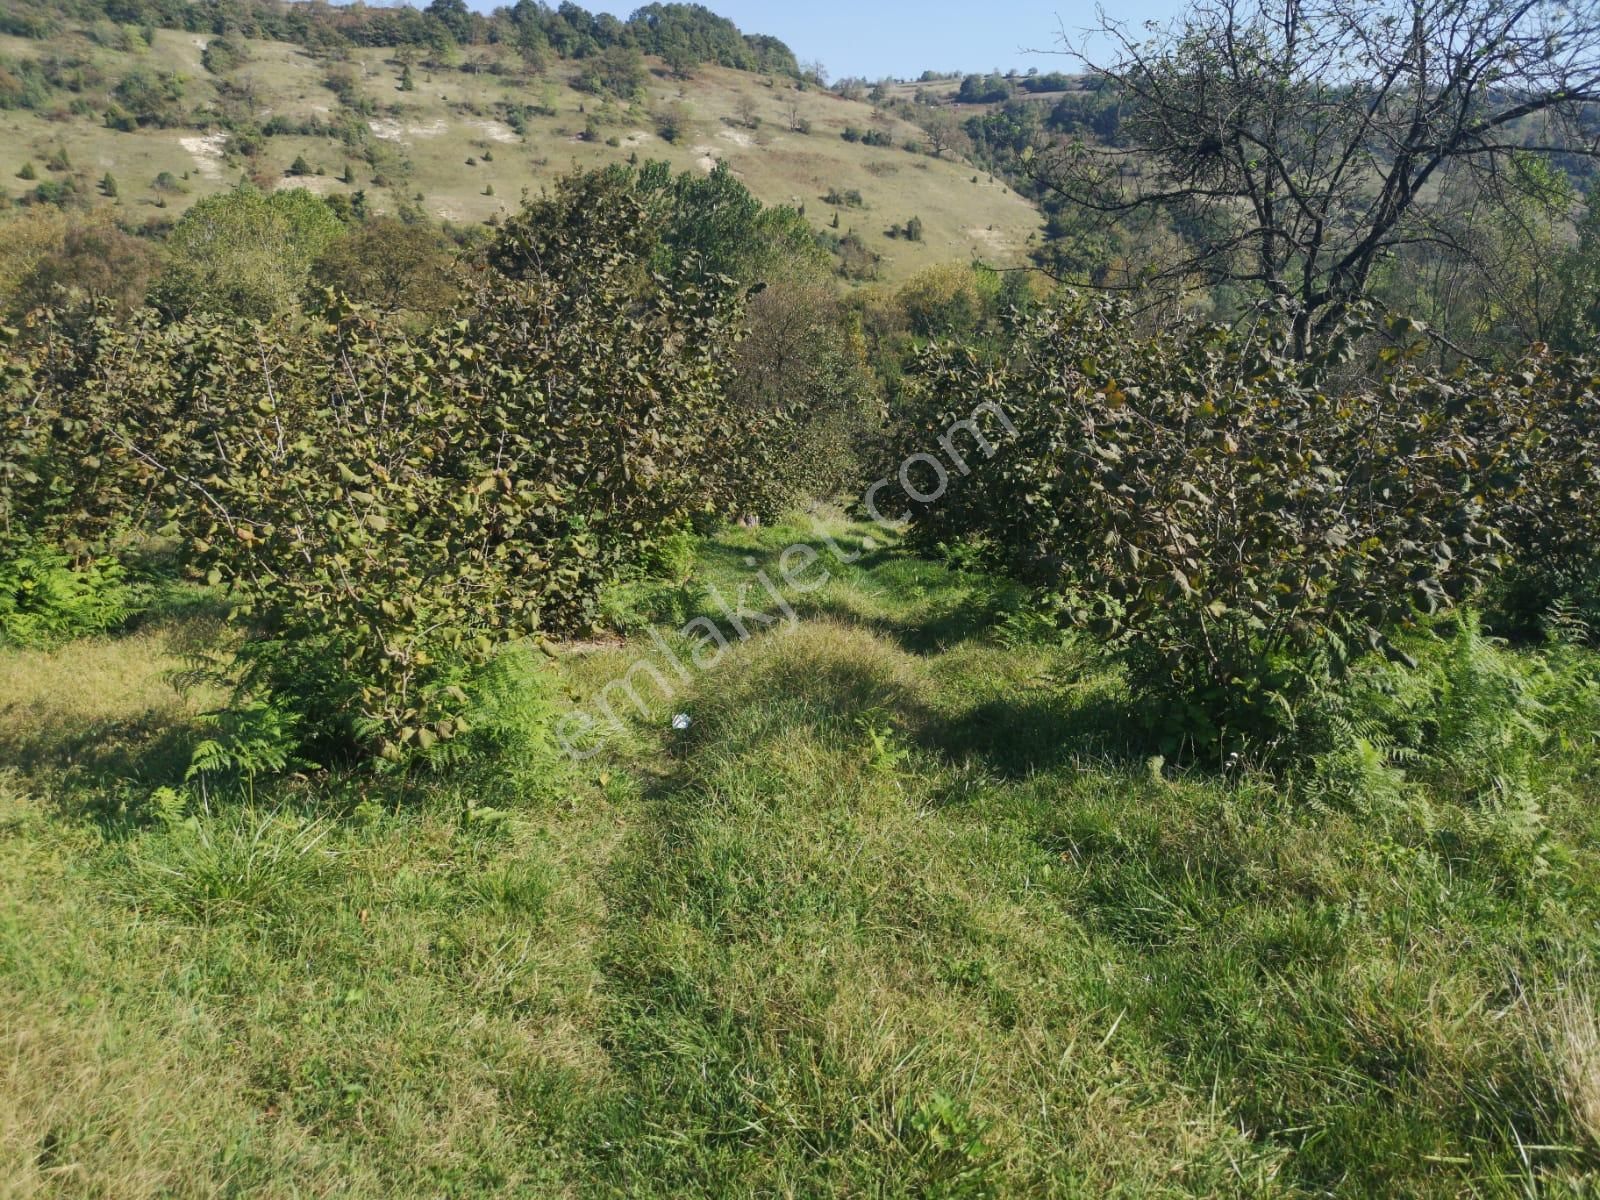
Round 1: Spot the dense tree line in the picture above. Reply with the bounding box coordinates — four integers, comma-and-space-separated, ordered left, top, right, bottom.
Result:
0, 0, 799, 75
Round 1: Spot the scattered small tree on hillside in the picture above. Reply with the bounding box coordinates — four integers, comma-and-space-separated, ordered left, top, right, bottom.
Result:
6, 214, 160, 320
153, 185, 345, 319
919, 108, 970, 159
655, 101, 691, 144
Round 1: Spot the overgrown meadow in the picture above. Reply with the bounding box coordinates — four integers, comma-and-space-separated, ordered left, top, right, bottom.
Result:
4, 512, 1600, 1197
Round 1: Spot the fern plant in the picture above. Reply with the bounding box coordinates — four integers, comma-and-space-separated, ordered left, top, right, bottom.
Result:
856, 708, 912, 776
1300, 610, 1595, 884
186, 693, 306, 806
0, 543, 136, 648
410, 645, 565, 833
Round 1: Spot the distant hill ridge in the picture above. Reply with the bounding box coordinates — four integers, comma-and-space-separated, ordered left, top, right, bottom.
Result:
2, 0, 802, 77
0, 1, 1044, 282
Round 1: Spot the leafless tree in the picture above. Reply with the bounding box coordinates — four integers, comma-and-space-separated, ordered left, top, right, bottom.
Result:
1032, 0, 1600, 355
920, 107, 971, 158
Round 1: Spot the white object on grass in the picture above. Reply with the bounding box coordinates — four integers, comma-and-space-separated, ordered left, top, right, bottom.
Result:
671, 713, 692, 731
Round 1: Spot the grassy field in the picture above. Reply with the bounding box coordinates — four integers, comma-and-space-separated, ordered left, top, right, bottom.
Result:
0, 30, 1041, 283
4, 513, 1600, 1196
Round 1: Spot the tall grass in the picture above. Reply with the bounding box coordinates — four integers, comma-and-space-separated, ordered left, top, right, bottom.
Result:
3, 516, 1599, 1196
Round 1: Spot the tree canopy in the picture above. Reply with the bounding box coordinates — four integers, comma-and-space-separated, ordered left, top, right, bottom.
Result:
1031, 0, 1600, 355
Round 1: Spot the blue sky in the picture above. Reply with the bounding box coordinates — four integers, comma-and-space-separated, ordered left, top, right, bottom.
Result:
539, 1, 1182, 82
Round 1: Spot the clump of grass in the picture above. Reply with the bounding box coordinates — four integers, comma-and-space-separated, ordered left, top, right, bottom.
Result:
112, 807, 333, 924
464, 856, 555, 917
1552, 989, 1600, 1151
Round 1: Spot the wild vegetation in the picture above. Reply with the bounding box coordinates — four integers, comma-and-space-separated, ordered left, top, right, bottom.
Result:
3, 0, 1600, 1195
4, 515, 1600, 1197
0, 0, 1038, 288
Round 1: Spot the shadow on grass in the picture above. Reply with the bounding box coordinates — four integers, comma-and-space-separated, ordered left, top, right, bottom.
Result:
0, 702, 196, 827
791, 590, 1011, 657
126, 584, 232, 633
689, 536, 1011, 657
691, 537, 903, 585
0, 605, 223, 828
918, 688, 1152, 780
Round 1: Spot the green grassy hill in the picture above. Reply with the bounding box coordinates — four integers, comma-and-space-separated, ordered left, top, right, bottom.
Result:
0, 27, 1043, 282
5, 511, 1600, 1195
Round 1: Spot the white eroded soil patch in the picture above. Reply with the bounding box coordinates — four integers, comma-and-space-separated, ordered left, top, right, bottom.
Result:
474, 120, 521, 143
273, 174, 340, 194
965, 226, 1011, 250
368, 118, 448, 144
178, 131, 228, 179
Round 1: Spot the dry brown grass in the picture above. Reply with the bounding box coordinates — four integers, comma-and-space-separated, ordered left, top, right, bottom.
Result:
0, 34, 1041, 283
1552, 989, 1600, 1151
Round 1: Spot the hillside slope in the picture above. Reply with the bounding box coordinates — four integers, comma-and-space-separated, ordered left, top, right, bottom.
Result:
0, 28, 1043, 282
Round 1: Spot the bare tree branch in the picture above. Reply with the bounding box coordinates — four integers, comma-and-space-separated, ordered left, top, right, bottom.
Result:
1029, 0, 1600, 354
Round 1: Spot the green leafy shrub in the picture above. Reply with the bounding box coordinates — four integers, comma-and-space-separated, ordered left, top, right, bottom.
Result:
3, 167, 795, 768
151, 185, 344, 319
640, 524, 699, 582
897, 297, 1564, 759
0, 58, 51, 110
652, 101, 690, 144
1469, 354, 1600, 641
200, 36, 246, 75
